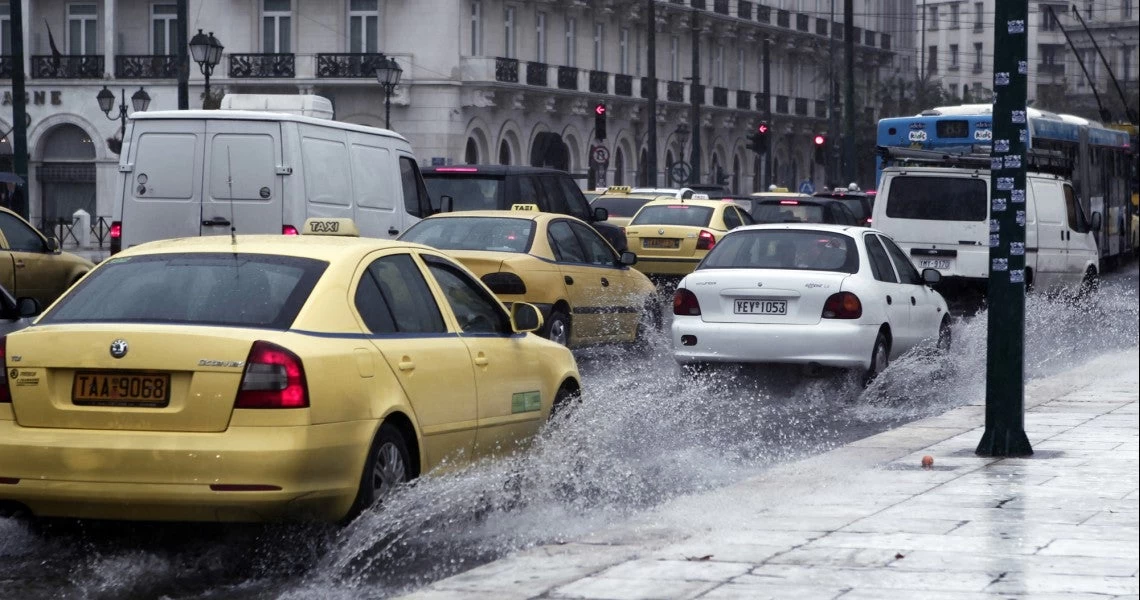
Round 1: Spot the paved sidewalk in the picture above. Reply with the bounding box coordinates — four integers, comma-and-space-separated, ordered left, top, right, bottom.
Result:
399, 347, 1139, 600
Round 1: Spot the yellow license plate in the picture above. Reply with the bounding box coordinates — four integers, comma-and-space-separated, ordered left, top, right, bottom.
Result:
643, 238, 680, 249
72, 372, 171, 407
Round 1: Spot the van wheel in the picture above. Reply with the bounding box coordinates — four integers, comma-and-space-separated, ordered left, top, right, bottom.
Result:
863, 332, 890, 387
936, 317, 952, 352
545, 309, 571, 346
1079, 267, 1099, 297
349, 423, 411, 518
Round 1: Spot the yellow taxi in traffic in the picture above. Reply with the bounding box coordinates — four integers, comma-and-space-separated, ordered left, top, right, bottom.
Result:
1, 206, 95, 311
0, 218, 580, 523
400, 206, 660, 347
624, 197, 755, 279
589, 186, 671, 229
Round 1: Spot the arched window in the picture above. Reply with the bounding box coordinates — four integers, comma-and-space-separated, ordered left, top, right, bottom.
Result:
465, 137, 479, 164
39, 123, 97, 220
613, 148, 624, 186
638, 149, 648, 186
499, 139, 511, 165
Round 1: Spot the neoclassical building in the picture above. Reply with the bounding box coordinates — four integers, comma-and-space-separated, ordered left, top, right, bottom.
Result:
2, 0, 915, 236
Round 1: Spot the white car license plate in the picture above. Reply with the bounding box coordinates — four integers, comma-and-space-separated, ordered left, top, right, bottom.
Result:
918, 259, 952, 270
734, 300, 787, 315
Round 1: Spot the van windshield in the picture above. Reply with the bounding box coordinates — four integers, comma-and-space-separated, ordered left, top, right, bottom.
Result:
423, 175, 505, 212
886, 176, 988, 221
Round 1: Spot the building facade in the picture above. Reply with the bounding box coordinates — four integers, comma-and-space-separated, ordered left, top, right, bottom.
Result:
918, 0, 1138, 120
1, 0, 914, 243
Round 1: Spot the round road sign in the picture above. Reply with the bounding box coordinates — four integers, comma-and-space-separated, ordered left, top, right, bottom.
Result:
591, 145, 610, 165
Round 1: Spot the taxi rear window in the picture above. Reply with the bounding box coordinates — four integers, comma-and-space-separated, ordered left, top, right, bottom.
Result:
401, 217, 535, 253
41, 253, 327, 329
631, 205, 714, 227
592, 196, 653, 217
754, 202, 825, 223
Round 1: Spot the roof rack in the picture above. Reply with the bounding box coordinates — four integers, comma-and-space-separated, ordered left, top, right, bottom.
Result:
877, 145, 1074, 178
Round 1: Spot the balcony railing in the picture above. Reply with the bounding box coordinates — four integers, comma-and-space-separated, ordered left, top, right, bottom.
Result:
776, 95, 789, 114
32, 55, 104, 78
666, 81, 684, 102
736, 89, 751, 110
0, 56, 13, 79
712, 86, 728, 107
794, 97, 808, 116
229, 53, 295, 78
527, 62, 548, 86
115, 55, 178, 78
316, 53, 386, 78
557, 66, 578, 90
589, 70, 608, 94
615, 74, 633, 96
495, 57, 519, 83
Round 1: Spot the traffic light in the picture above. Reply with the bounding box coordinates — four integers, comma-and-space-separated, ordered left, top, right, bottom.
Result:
813, 133, 827, 164
747, 121, 770, 154
594, 102, 607, 140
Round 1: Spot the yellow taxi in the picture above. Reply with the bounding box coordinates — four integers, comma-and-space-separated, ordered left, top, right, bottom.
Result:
1, 206, 95, 311
624, 197, 755, 279
400, 206, 660, 347
589, 186, 671, 229
0, 218, 580, 523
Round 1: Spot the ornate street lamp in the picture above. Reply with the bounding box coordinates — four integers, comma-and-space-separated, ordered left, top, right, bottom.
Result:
189, 29, 224, 108
375, 57, 404, 129
96, 85, 150, 142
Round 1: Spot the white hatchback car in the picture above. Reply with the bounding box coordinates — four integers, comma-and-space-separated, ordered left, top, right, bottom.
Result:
672, 224, 951, 383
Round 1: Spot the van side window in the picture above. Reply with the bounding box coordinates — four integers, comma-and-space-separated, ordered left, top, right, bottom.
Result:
518, 176, 541, 205
538, 177, 569, 214
355, 254, 446, 333
557, 176, 592, 220
1063, 184, 1088, 232
863, 234, 898, 283
399, 157, 431, 218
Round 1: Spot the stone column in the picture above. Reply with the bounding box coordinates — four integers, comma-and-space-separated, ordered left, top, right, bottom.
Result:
104, 0, 115, 77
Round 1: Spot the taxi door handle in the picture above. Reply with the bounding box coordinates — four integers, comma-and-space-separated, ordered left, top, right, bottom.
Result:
388, 227, 399, 236
397, 358, 415, 371
910, 296, 916, 305
564, 275, 574, 285
474, 352, 489, 366
14, 260, 25, 268
601, 277, 610, 287
886, 295, 892, 305
202, 218, 231, 227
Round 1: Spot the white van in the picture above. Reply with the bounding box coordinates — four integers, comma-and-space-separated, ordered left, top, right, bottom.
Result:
874, 166, 1101, 294
111, 95, 430, 254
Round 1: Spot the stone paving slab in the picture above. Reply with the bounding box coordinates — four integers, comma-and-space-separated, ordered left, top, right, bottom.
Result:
396, 347, 1140, 599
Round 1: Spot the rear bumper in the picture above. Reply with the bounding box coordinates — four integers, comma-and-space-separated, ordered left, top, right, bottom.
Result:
671, 317, 880, 369
0, 420, 377, 522
635, 257, 703, 276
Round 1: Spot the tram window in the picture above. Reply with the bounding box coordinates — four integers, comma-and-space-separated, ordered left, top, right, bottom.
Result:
886, 176, 988, 221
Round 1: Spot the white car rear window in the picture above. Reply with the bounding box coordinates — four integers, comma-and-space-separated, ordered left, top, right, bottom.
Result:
700, 230, 858, 273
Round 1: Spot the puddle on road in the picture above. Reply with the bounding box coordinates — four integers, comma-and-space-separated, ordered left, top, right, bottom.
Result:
3, 271, 1136, 600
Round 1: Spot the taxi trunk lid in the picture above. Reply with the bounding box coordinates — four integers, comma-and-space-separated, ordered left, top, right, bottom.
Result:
7, 325, 263, 432
625, 225, 709, 259
686, 269, 850, 325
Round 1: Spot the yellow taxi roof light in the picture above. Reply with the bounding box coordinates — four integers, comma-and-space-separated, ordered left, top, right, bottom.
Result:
511, 203, 541, 212
606, 186, 633, 194
301, 218, 360, 237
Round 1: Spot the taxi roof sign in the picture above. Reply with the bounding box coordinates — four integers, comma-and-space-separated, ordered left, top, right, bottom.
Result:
511, 203, 540, 211
605, 185, 633, 194
302, 218, 360, 236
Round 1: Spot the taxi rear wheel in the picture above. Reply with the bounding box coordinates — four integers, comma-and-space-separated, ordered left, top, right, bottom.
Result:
351, 423, 411, 517
546, 310, 571, 346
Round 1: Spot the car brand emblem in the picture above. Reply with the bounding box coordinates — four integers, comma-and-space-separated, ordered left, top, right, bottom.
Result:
109, 339, 129, 359
658, 228, 665, 235
757, 282, 764, 287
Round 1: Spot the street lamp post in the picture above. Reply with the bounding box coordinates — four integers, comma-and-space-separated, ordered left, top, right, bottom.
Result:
672, 123, 691, 186
96, 85, 151, 139
189, 29, 224, 108
375, 57, 404, 130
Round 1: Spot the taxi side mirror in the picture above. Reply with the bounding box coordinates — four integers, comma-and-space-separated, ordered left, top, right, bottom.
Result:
921, 268, 942, 286
620, 251, 638, 266
593, 206, 608, 221
17, 297, 41, 317
47, 236, 61, 254
510, 302, 543, 333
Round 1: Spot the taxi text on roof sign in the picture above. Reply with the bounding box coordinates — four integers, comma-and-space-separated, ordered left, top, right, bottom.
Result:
605, 186, 633, 194
511, 203, 540, 212
302, 218, 360, 236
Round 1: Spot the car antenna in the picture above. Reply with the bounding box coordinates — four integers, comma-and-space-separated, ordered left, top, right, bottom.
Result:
226, 145, 237, 248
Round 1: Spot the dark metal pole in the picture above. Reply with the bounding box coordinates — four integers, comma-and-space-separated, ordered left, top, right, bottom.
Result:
385, 90, 392, 129
119, 89, 128, 138
829, 0, 840, 186
177, 0, 189, 109
10, 0, 29, 218
977, 0, 1032, 458
646, 0, 658, 187
689, 12, 701, 185
842, 0, 856, 185
762, 37, 772, 188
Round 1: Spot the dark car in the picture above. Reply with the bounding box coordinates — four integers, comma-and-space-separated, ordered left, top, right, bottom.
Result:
747, 197, 861, 226
812, 186, 874, 226
422, 165, 627, 251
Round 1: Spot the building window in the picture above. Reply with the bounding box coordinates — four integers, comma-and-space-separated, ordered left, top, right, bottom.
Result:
565, 17, 576, 67
1122, 47, 1133, 82
737, 47, 745, 88
262, 0, 291, 54
712, 43, 724, 86
974, 2, 984, 31
950, 44, 959, 69
349, 0, 379, 53
928, 45, 938, 74
499, 139, 511, 165
974, 41, 983, 70
1, 4, 13, 55
950, 2, 960, 28
465, 138, 479, 164
635, 30, 642, 76
928, 5, 939, 30
151, 4, 178, 55
68, 3, 98, 55
619, 27, 629, 75
536, 12, 546, 63
669, 35, 679, 80
1124, 0, 1134, 18
470, 1, 482, 56
593, 22, 603, 71
1041, 4, 1059, 31
504, 6, 516, 59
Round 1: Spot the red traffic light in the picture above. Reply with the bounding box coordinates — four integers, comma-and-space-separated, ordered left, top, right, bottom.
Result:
595, 103, 607, 116
757, 122, 769, 134
813, 134, 826, 146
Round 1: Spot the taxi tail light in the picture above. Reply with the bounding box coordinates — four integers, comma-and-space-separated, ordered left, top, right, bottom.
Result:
696, 230, 716, 251
282, 224, 300, 236
673, 288, 702, 316
110, 221, 122, 255
822, 292, 862, 319
234, 341, 308, 409
0, 337, 10, 403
